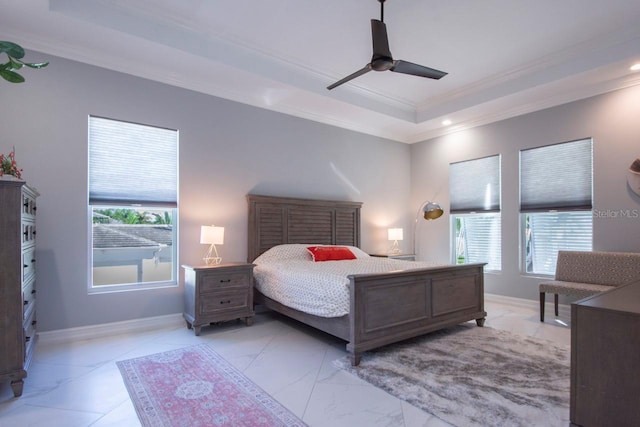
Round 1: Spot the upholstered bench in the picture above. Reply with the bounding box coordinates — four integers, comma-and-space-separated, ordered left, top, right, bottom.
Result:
539, 250, 640, 322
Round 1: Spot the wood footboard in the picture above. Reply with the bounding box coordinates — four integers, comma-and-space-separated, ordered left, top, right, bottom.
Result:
254, 263, 486, 366
347, 263, 486, 365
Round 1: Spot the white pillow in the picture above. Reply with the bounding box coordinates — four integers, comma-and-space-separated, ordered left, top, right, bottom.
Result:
254, 244, 312, 264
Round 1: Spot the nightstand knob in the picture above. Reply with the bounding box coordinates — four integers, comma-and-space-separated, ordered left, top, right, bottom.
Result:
220, 300, 231, 305
219, 279, 231, 283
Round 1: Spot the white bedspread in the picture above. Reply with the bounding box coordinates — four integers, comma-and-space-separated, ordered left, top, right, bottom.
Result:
253, 244, 442, 318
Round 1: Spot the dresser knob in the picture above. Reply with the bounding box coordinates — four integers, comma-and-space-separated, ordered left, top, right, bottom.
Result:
25, 336, 31, 343
31, 289, 36, 294
31, 320, 37, 326
219, 300, 232, 305
23, 300, 28, 306
23, 264, 28, 268
220, 279, 231, 283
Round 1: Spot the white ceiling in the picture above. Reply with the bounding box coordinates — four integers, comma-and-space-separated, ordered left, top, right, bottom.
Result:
2, 0, 640, 143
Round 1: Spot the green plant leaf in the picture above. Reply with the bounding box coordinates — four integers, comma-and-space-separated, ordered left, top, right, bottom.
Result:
0, 41, 25, 59
0, 69, 25, 83
8, 57, 24, 71
23, 61, 49, 69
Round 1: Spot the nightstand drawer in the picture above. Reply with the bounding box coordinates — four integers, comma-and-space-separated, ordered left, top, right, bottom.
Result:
199, 271, 250, 292
200, 290, 249, 315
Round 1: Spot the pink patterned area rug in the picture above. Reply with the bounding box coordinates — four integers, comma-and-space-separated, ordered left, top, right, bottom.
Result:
117, 344, 306, 427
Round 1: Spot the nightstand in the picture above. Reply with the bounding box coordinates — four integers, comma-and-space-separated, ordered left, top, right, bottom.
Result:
182, 262, 255, 336
370, 253, 416, 261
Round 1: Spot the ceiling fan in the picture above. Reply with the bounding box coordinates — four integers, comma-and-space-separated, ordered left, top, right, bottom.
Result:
327, 0, 447, 90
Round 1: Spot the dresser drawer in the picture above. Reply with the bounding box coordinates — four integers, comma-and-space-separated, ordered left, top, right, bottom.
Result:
22, 248, 36, 282
22, 222, 36, 246
199, 290, 249, 315
22, 280, 36, 321
22, 191, 37, 218
199, 271, 251, 293
24, 308, 37, 365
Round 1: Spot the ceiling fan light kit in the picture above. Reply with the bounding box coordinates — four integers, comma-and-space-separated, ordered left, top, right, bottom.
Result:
327, 0, 447, 90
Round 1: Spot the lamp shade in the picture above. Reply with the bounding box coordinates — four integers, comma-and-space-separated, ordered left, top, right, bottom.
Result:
423, 202, 444, 220
387, 228, 403, 241
200, 225, 224, 245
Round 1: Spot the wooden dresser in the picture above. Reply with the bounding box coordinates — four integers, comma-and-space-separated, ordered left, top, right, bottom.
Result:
0, 180, 39, 397
570, 280, 640, 426
182, 263, 255, 336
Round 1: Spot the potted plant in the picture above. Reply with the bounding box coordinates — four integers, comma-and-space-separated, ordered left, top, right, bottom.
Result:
0, 148, 23, 179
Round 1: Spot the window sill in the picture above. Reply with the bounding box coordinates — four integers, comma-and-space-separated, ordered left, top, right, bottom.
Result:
88, 280, 178, 295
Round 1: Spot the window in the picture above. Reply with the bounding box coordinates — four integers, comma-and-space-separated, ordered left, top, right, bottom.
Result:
88, 116, 178, 290
450, 155, 501, 271
520, 138, 592, 275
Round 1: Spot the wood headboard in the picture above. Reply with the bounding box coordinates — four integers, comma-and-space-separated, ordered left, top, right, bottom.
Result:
247, 194, 362, 262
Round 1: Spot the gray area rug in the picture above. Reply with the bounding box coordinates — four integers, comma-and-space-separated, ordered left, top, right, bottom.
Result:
336, 324, 569, 427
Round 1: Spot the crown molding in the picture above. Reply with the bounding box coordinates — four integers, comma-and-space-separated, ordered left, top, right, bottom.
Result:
408, 70, 640, 144
415, 25, 640, 118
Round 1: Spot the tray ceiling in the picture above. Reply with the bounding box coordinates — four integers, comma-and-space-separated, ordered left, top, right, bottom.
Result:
2, 0, 640, 142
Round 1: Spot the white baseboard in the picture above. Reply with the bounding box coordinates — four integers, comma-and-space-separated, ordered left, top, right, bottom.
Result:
485, 292, 571, 318
37, 294, 570, 345
37, 313, 184, 345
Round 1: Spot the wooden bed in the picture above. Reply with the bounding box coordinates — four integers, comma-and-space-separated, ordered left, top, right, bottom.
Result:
247, 194, 486, 365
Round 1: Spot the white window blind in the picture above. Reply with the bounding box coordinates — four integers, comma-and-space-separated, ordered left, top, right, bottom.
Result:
520, 138, 592, 212
525, 212, 593, 275
455, 213, 502, 270
89, 116, 178, 207
450, 155, 501, 213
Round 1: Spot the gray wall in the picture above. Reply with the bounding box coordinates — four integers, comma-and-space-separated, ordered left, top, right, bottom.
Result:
1, 53, 412, 331
411, 84, 640, 300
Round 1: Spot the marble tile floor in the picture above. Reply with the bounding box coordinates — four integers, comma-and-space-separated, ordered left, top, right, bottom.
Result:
0, 296, 571, 427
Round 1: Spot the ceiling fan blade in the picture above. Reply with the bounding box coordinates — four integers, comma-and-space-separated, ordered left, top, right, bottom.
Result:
390, 60, 447, 79
371, 19, 392, 59
327, 64, 372, 90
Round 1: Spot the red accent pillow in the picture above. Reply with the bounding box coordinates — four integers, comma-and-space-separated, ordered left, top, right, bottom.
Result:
307, 246, 357, 262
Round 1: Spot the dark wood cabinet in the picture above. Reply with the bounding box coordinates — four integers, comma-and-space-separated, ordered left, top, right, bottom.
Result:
570, 280, 640, 426
182, 263, 255, 336
0, 180, 38, 397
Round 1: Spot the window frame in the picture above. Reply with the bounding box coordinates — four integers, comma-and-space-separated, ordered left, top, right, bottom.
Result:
449, 154, 502, 272
87, 116, 179, 293
519, 138, 593, 277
